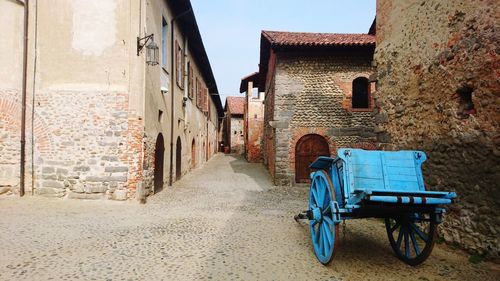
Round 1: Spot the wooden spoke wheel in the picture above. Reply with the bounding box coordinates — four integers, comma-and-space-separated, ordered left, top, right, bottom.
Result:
309, 170, 339, 265
385, 214, 437, 266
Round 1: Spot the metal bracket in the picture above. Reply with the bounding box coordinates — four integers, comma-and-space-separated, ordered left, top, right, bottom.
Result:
331, 201, 341, 224
137, 34, 154, 56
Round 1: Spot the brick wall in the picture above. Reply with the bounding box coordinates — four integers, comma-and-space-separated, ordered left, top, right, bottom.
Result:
246, 97, 264, 162
0, 90, 21, 193
267, 52, 376, 186
375, 0, 499, 258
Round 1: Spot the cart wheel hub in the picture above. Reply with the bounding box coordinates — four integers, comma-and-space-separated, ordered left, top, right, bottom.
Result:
312, 207, 322, 222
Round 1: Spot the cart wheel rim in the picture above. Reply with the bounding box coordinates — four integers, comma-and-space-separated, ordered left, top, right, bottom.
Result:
385, 214, 437, 266
309, 170, 338, 265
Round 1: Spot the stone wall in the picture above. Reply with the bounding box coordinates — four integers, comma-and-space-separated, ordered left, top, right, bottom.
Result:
375, 0, 499, 258
230, 116, 244, 154
33, 90, 141, 200
269, 52, 376, 186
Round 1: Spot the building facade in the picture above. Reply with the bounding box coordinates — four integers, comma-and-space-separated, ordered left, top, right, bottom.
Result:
240, 72, 264, 163
259, 31, 377, 186
374, 0, 499, 258
0, 0, 222, 200
223, 97, 245, 155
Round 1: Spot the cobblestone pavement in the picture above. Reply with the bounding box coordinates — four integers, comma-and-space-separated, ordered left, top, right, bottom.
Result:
0, 154, 498, 281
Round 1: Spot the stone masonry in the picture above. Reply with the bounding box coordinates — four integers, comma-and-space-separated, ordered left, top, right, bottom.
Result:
375, 0, 499, 258
33, 90, 139, 200
265, 51, 377, 186
0, 0, 222, 201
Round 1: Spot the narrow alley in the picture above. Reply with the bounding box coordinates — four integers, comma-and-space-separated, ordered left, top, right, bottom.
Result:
0, 154, 497, 281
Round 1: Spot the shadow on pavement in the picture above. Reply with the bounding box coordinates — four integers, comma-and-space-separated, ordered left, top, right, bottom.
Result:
227, 154, 273, 191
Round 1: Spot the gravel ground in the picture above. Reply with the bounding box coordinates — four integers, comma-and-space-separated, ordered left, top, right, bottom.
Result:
0, 154, 498, 281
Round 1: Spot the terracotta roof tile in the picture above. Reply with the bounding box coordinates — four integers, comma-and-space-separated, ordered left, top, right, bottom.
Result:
262, 30, 375, 47
225, 96, 245, 115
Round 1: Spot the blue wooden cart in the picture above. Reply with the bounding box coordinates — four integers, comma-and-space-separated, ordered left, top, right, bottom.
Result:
294, 149, 456, 266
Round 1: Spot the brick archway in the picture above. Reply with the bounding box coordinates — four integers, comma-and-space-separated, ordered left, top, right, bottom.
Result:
289, 127, 337, 174
0, 97, 52, 154
295, 134, 330, 183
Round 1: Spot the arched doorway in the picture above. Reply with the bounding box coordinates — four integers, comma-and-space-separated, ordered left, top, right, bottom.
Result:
295, 134, 330, 183
154, 134, 165, 193
191, 139, 196, 169
176, 137, 182, 180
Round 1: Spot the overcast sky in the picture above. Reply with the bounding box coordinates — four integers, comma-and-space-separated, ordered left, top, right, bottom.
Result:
190, 0, 376, 104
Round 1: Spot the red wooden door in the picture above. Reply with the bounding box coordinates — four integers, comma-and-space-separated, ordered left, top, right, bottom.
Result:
295, 134, 330, 183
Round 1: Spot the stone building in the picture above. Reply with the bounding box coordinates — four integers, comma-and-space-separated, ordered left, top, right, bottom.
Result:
240, 72, 264, 162
223, 97, 245, 154
374, 0, 499, 258
259, 31, 377, 186
0, 0, 223, 200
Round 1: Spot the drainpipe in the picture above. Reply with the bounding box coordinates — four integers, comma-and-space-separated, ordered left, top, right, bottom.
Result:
16, 0, 29, 197
169, 8, 192, 186
206, 114, 209, 161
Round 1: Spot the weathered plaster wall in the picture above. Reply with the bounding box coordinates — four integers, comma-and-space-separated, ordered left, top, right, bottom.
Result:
375, 0, 499, 258
230, 116, 244, 154
269, 52, 376, 186
31, 0, 142, 200
0, 0, 219, 200
143, 0, 219, 194
246, 93, 264, 162
0, 1, 23, 194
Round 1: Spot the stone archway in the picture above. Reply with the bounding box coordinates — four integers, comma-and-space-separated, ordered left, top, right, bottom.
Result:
154, 133, 165, 193
176, 136, 182, 181
295, 134, 330, 183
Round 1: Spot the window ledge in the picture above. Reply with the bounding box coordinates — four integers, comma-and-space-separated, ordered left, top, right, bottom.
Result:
350, 108, 375, 112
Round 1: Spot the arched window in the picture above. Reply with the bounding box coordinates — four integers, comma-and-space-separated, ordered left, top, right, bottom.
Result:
352, 77, 369, 109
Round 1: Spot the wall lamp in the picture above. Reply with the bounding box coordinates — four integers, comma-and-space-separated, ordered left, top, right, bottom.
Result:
137, 34, 159, 66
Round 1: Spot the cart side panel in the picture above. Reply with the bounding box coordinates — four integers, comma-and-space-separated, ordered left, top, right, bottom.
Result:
338, 149, 427, 194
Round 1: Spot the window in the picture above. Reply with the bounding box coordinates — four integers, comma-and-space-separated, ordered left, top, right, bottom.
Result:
196, 77, 202, 108
352, 77, 369, 109
161, 18, 168, 68
457, 85, 475, 117
188, 62, 194, 99
202, 87, 209, 113
207, 95, 211, 118
175, 40, 184, 89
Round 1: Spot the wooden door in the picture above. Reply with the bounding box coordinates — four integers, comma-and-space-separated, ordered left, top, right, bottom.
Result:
295, 134, 329, 183
176, 137, 182, 180
154, 134, 165, 193
191, 139, 196, 169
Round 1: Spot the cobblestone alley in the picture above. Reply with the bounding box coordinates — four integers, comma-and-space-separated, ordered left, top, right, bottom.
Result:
0, 154, 498, 281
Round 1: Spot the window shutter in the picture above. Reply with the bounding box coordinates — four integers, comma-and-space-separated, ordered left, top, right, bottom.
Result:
175, 41, 184, 89
188, 63, 194, 99
203, 87, 209, 113
196, 77, 202, 108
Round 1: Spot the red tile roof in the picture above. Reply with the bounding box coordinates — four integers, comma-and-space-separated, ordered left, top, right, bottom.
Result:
262, 30, 376, 47
225, 96, 245, 115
